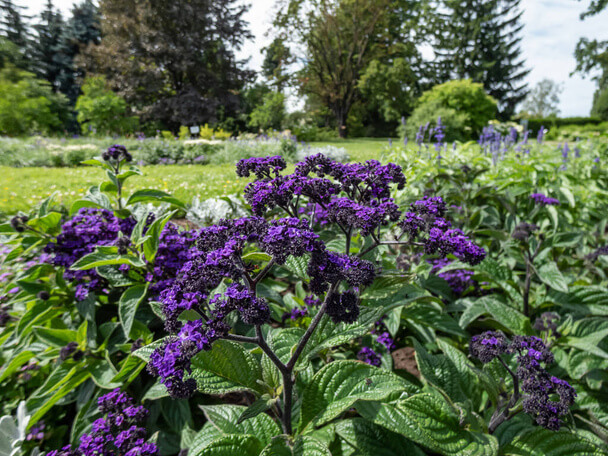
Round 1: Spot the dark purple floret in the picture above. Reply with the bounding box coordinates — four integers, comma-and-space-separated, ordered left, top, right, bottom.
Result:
469, 331, 508, 363
529, 193, 560, 206
37, 290, 50, 300
48, 389, 157, 456
512, 222, 539, 241
533, 312, 561, 337
281, 306, 308, 323
104, 144, 133, 162
26, 422, 46, 442
429, 258, 478, 296
60, 342, 80, 361
260, 218, 319, 264
375, 331, 396, 352
326, 290, 360, 324
10, 215, 28, 232
358, 347, 382, 366
236, 155, 287, 179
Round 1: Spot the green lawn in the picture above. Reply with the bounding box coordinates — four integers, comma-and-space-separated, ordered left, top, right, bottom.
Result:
0, 139, 390, 214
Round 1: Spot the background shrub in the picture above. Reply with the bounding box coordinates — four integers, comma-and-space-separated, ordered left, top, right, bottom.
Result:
404, 79, 497, 141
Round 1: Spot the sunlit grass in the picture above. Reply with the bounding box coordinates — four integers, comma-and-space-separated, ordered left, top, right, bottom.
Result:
0, 139, 391, 214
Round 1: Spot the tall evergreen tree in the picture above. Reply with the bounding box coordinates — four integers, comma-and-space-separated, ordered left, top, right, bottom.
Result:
83, 0, 254, 130
59, 0, 100, 103
0, 0, 31, 69
31, 0, 65, 91
431, 0, 529, 119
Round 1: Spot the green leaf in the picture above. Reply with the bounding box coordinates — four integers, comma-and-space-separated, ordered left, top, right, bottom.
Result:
191, 434, 262, 456
472, 296, 532, 335
34, 327, 77, 347
27, 368, 91, 426
127, 189, 186, 209
190, 340, 264, 395
356, 394, 498, 456
259, 436, 332, 456
300, 306, 386, 366
132, 338, 169, 362
335, 418, 425, 456
537, 262, 569, 293
283, 255, 309, 280
70, 247, 145, 270
119, 284, 149, 338
26, 212, 62, 233
237, 397, 276, 424
97, 265, 136, 287
242, 252, 272, 263
0, 351, 35, 382
300, 360, 418, 430
143, 211, 176, 262
195, 404, 280, 451
500, 428, 607, 455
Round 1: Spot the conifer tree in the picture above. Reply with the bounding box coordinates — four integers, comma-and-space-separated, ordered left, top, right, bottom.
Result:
431, 0, 529, 119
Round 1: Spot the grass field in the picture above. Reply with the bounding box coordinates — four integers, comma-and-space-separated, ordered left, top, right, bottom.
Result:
0, 138, 391, 214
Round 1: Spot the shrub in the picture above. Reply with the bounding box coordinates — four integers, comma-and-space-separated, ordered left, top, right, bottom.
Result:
178, 125, 190, 140
199, 123, 214, 140
76, 76, 138, 136
0, 64, 69, 136
592, 86, 608, 121
405, 79, 497, 141
248, 91, 286, 130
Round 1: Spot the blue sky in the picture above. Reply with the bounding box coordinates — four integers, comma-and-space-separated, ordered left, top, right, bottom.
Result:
23, 0, 608, 116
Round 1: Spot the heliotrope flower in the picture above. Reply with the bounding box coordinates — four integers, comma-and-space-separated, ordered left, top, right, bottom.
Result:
47, 389, 157, 456
529, 193, 560, 206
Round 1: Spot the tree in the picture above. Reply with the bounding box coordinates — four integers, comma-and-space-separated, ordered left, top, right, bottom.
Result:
57, 0, 100, 103
0, 0, 31, 69
277, 0, 392, 138
0, 63, 69, 135
262, 37, 292, 92
574, 2, 608, 117
520, 79, 563, 118
274, 0, 429, 137
31, 0, 65, 92
83, 0, 254, 131
75, 75, 137, 135
249, 91, 286, 130
431, 0, 529, 119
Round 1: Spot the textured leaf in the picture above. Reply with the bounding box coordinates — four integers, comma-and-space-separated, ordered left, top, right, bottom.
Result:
549, 286, 608, 316
469, 296, 532, 334
199, 404, 280, 448
300, 360, 417, 430
335, 418, 424, 456
237, 397, 276, 424
143, 211, 176, 262
357, 394, 498, 456
119, 284, 149, 338
500, 428, 607, 455
0, 351, 35, 382
190, 340, 264, 395
537, 262, 569, 293
301, 306, 385, 365
127, 189, 186, 209
193, 434, 263, 456
70, 248, 145, 270
284, 255, 309, 280
259, 435, 331, 456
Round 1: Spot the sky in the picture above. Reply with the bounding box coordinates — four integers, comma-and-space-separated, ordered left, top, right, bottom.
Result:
20, 0, 608, 117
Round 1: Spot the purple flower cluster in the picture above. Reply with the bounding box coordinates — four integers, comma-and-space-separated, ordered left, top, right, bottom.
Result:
429, 258, 478, 296
44, 208, 135, 300
102, 144, 133, 162
26, 422, 46, 442
470, 331, 576, 430
529, 193, 560, 206
400, 196, 486, 266
48, 389, 157, 456
357, 346, 382, 366
308, 250, 376, 296
281, 306, 308, 323
236, 155, 286, 179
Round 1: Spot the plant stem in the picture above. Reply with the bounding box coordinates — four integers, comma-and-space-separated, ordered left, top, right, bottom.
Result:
489, 356, 521, 433
282, 370, 294, 434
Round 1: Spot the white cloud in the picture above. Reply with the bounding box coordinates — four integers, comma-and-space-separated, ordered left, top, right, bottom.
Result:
19, 0, 608, 116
